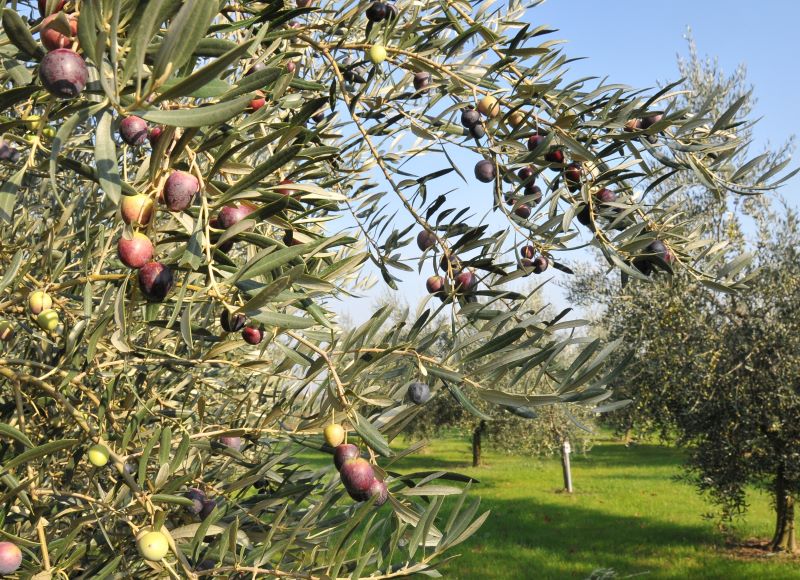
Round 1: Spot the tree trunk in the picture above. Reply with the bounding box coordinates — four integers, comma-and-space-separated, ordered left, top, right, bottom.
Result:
771, 466, 797, 553
472, 421, 486, 467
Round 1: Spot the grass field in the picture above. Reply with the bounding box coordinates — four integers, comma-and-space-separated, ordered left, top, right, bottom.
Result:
383, 436, 800, 579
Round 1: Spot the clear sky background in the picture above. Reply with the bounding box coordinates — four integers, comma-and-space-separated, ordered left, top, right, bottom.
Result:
333, 0, 799, 324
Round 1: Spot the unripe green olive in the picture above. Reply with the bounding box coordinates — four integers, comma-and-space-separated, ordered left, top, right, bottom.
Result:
36, 309, 59, 331
87, 444, 109, 467
368, 44, 387, 65
324, 423, 345, 447
28, 290, 52, 315
137, 530, 169, 561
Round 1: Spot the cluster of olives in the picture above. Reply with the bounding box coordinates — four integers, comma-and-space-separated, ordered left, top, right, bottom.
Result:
418, 232, 480, 298
449, 93, 674, 280
220, 309, 265, 346
461, 106, 486, 140
88, 443, 171, 562
32, 0, 305, 306
27, 290, 59, 332
84, 434, 246, 565
324, 424, 388, 506
0, 141, 21, 163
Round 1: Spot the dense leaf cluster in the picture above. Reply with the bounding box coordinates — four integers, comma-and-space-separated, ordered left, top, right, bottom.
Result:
0, 1, 791, 577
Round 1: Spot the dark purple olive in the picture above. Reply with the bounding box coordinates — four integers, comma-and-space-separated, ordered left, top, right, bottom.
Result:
640, 114, 663, 129
545, 149, 564, 165
648, 240, 675, 264
245, 62, 266, 77
186, 488, 206, 515
469, 124, 486, 139
474, 159, 496, 183
413, 72, 431, 92
138, 262, 174, 302
525, 185, 542, 204
514, 204, 531, 219
119, 116, 148, 146
576, 205, 592, 226
439, 253, 460, 272
39, 48, 88, 99
221, 310, 246, 332
407, 381, 430, 404
595, 188, 617, 205
564, 162, 582, 184
518, 166, 535, 183
365, 1, 388, 21
527, 134, 545, 151
461, 107, 480, 128
199, 498, 217, 519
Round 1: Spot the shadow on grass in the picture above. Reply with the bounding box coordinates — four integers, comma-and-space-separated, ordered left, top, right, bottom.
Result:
572, 442, 685, 470
389, 453, 474, 471
441, 497, 725, 579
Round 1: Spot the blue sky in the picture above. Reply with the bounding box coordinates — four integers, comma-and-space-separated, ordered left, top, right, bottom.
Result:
334, 0, 799, 323
531, 0, 799, 158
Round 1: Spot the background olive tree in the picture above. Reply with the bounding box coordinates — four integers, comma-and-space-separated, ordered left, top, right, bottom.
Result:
566, 40, 799, 553
0, 1, 791, 577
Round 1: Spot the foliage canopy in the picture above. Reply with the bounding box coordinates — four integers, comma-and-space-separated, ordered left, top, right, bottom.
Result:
0, 1, 792, 576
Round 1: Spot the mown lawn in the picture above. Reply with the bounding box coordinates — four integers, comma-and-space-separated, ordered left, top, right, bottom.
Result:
384, 436, 800, 579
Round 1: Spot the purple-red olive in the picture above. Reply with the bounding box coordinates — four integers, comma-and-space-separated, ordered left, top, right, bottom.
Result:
416, 230, 436, 251
242, 326, 264, 345
334, 443, 360, 471
118, 232, 154, 269
163, 171, 199, 212
455, 270, 476, 292
426, 275, 445, 294
545, 149, 564, 165
340, 458, 375, 495
218, 203, 255, 229
219, 436, 242, 451
40, 14, 78, 51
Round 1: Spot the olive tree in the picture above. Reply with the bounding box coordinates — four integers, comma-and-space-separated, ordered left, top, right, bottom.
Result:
0, 1, 790, 577
566, 41, 799, 553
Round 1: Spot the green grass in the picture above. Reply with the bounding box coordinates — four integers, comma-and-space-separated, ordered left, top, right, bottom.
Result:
383, 436, 800, 579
